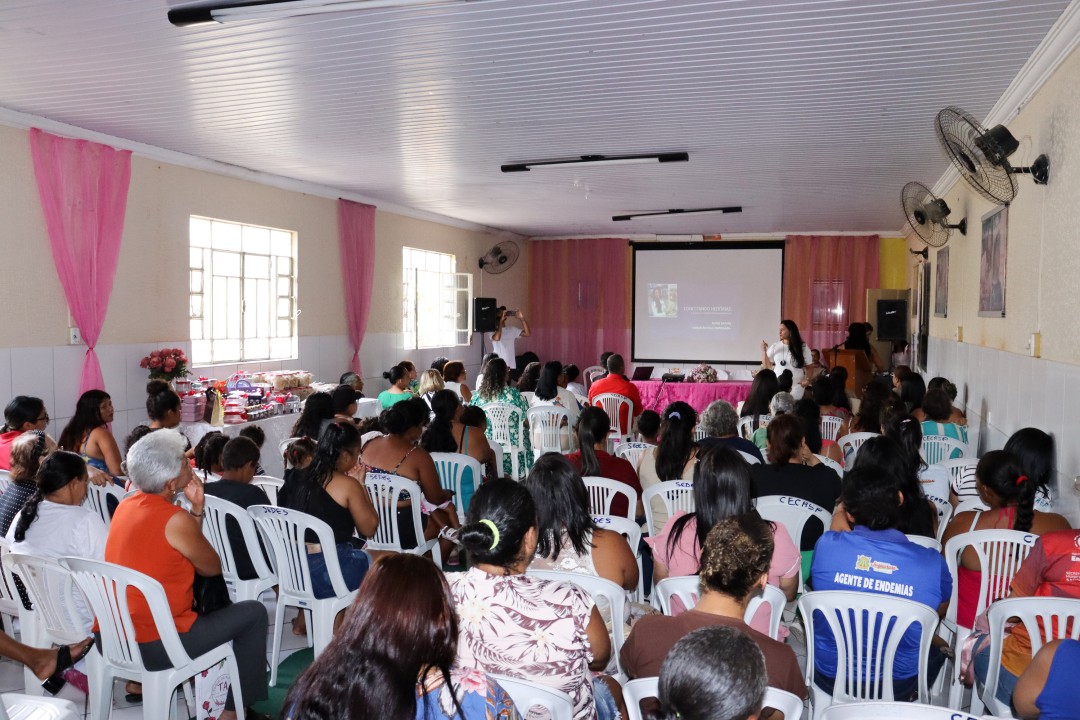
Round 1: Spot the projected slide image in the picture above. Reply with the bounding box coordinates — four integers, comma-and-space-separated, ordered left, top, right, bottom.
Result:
648, 284, 678, 317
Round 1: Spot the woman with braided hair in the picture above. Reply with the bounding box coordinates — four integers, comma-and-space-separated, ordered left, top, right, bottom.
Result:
0, 430, 57, 536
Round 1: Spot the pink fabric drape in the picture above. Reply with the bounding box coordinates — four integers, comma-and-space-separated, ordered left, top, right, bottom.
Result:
527, 238, 630, 372
782, 235, 880, 350
337, 199, 377, 375
30, 129, 131, 396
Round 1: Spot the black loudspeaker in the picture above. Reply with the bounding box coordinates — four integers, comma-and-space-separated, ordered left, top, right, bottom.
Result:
876, 299, 908, 341
474, 297, 498, 333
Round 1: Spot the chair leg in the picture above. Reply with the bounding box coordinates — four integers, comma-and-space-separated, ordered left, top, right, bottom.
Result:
269, 598, 286, 686
85, 653, 114, 720
142, 676, 175, 720
311, 607, 335, 659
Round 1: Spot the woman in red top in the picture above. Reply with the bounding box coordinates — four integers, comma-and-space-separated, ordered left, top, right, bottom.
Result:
565, 407, 642, 520
105, 429, 269, 720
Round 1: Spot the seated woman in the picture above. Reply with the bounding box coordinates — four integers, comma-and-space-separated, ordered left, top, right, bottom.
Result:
0, 396, 49, 470
420, 390, 497, 508
919, 387, 969, 445
145, 379, 184, 431
751, 392, 794, 451
515, 362, 541, 394
566, 407, 642, 519
648, 446, 799, 631
451, 479, 620, 720
1014, 638, 1080, 720
279, 422, 378, 598
940, 450, 1070, 631
810, 375, 851, 436
739, 370, 778, 430
8, 451, 106, 634
697, 400, 764, 463
528, 361, 581, 452
329, 383, 359, 425
106, 430, 268, 720
638, 402, 699, 532
361, 398, 459, 556
899, 372, 927, 415
949, 427, 1057, 513
468, 357, 533, 478
339, 371, 364, 398
920, 376, 966, 423
0, 431, 57, 536
58, 390, 123, 478
564, 363, 587, 399
378, 364, 415, 409
290, 391, 334, 441
284, 553, 520, 720
882, 410, 950, 512
398, 359, 420, 392
192, 431, 227, 482
441, 360, 473, 403
793, 398, 843, 466
418, 369, 445, 408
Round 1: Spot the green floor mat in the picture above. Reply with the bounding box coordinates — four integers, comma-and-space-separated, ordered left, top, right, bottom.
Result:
252, 648, 314, 717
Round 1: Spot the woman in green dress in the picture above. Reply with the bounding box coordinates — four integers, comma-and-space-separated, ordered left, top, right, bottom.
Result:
469, 357, 532, 479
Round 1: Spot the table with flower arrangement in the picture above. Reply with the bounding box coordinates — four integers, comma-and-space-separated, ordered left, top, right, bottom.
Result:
630, 380, 753, 415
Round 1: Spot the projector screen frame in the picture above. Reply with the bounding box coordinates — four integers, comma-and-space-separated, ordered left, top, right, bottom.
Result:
630, 240, 786, 365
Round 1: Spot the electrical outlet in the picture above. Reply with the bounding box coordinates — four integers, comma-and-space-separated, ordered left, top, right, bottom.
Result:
68, 327, 81, 345
1030, 332, 1041, 358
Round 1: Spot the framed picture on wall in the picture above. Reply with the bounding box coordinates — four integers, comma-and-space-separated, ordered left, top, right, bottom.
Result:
934, 246, 949, 318
979, 206, 1008, 317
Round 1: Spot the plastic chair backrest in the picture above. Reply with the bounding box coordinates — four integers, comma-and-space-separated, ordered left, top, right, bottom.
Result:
744, 583, 789, 641
738, 415, 770, 440
593, 393, 633, 438
592, 515, 641, 558
278, 436, 304, 460
819, 701, 982, 720
354, 398, 381, 419
490, 674, 574, 720
5, 553, 87, 645
904, 535, 942, 552
527, 406, 571, 454
0, 540, 24, 622
933, 501, 953, 542
642, 481, 695, 537
762, 687, 805, 720
692, 425, 707, 441
527, 569, 627, 676
623, 679, 802, 720
0, 694, 79, 720
653, 575, 699, 615
815, 454, 844, 476
738, 449, 762, 465
202, 495, 276, 597
614, 442, 653, 469
83, 482, 125, 528
248, 505, 350, 599
364, 471, 428, 554
983, 597, 1080, 715
920, 435, 969, 465
583, 365, 605, 389
0, 469, 11, 494
483, 402, 524, 449
582, 476, 637, 520
837, 432, 878, 464
430, 452, 482, 513
252, 475, 284, 505
937, 457, 979, 493
820, 415, 843, 442
942, 529, 1036, 631
799, 590, 939, 703
755, 495, 832, 554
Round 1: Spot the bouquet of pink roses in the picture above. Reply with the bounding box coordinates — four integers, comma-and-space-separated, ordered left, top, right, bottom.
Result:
688, 363, 719, 383
140, 347, 189, 381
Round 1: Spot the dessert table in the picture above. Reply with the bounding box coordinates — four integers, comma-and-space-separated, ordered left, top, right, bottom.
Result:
631, 380, 753, 414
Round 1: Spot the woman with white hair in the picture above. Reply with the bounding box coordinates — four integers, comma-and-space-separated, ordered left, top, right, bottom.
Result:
105, 430, 269, 720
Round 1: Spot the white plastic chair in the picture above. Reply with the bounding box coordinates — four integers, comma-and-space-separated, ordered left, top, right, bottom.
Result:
0, 694, 79, 720
62, 557, 247, 720
652, 575, 700, 615
0, 469, 11, 494
520, 391, 535, 404
932, 500, 953, 542
744, 583, 789, 641
755, 495, 832, 591
490, 674, 574, 720
82, 482, 125, 529
731, 368, 755, 381
429, 452, 483, 513
799, 590, 940, 715
819, 701, 982, 720
583, 365, 605, 389
904, 534, 942, 552
763, 687, 805, 720
483, 402, 527, 480
353, 398, 381, 419
248, 505, 358, 686
363, 471, 441, 564
941, 529, 1037, 712
582, 476, 637, 520
920, 435, 969, 465
592, 393, 633, 444
527, 406, 572, 454
593, 513, 644, 601
623, 678, 803, 720
251, 475, 284, 505
614, 441, 653, 469
836, 432, 878, 465
528, 569, 627, 677
738, 414, 770, 440
738, 449, 762, 465
981, 596, 1080, 715
201, 495, 277, 602
0, 540, 24, 639
691, 425, 708, 442
820, 415, 843, 442
814, 454, 844, 476
642, 481, 695, 538
278, 435, 304, 460
937, 458, 980, 502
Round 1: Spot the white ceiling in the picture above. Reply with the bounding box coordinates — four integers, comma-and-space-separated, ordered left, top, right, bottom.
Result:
0, 0, 1072, 237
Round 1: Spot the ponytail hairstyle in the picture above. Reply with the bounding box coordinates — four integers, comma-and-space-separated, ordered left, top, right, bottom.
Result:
458, 478, 536, 570
781, 319, 807, 369
575, 407, 610, 477
145, 380, 181, 422
977, 449, 1036, 533
420, 390, 460, 454
881, 409, 927, 474
9, 431, 56, 483
13, 451, 87, 542
294, 422, 361, 510
2, 396, 45, 433
193, 431, 228, 478
379, 397, 429, 437
59, 389, 111, 452
1004, 428, 1055, 506
289, 392, 334, 440
656, 402, 698, 481
283, 436, 316, 470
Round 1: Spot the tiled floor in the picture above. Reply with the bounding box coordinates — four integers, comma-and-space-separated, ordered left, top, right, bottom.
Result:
2, 594, 310, 719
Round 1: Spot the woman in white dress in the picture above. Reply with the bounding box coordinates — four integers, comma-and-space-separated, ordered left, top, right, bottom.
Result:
528, 361, 581, 451
761, 319, 813, 399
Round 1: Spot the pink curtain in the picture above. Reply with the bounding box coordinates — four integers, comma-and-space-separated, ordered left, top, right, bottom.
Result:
527, 238, 630, 371
783, 234, 880, 351
30, 129, 132, 396
337, 199, 377, 375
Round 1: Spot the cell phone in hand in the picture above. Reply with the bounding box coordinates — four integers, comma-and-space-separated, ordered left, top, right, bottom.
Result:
506, 310, 517, 317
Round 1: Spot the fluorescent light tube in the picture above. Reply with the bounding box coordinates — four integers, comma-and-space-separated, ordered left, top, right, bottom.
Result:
612, 206, 742, 221
501, 152, 688, 173
170, 0, 469, 26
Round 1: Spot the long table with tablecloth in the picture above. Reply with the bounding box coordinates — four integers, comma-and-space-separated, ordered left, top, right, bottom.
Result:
181, 413, 298, 479
630, 380, 753, 414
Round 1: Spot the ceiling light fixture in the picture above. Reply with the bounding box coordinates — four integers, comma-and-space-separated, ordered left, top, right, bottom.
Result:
501, 152, 688, 173
169, 0, 472, 27
612, 206, 742, 222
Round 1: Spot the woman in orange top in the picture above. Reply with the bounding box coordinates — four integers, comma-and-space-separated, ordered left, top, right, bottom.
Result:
105, 429, 269, 720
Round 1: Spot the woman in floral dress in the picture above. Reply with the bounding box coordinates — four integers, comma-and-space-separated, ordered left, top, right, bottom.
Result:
468, 357, 533, 478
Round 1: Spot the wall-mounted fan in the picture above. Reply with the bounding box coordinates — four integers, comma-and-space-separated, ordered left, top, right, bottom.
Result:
935, 106, 1049, 206
478, 240, 520, 274
901, 181, 966, 247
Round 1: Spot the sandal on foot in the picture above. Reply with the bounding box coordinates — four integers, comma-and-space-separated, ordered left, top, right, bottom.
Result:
41, 641, 89, 696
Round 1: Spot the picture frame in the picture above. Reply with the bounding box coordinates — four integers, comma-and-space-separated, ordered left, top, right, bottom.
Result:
979, 205, 1008, 317
934, 246, 949, 318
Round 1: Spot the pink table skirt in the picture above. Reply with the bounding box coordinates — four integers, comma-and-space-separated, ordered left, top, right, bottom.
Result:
631, 380, 753, 414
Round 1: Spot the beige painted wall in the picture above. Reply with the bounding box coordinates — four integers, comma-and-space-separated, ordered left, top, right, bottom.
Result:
0, 123, 527, 352
919, 45, 1080, 363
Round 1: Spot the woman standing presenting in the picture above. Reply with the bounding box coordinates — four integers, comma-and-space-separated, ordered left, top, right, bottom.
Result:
761, 319, 812, 399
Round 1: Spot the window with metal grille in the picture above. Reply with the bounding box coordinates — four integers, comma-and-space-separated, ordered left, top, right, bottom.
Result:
189, 216, 297, 365
809, 280, 848, 351
402, 247, 472, 350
